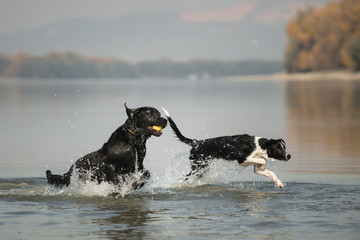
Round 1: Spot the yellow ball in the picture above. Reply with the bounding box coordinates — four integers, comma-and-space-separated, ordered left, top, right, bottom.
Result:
152, 126, 162, 132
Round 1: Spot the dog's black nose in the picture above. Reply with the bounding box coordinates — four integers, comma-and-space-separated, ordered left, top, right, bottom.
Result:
286, 154, 291, 160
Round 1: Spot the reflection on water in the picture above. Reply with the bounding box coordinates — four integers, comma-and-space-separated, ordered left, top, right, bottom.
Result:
84, 198, 152, 239
286, 80, 360, 174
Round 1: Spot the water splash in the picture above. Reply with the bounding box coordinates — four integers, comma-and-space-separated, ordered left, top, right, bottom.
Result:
43, 170, 151, 198
0, 156, 267, 198
142, 156, 261, 192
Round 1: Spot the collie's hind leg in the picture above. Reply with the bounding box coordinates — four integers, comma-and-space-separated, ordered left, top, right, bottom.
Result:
185, 159, 210, 180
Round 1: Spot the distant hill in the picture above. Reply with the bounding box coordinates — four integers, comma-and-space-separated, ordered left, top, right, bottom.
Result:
0, 1, 328, 61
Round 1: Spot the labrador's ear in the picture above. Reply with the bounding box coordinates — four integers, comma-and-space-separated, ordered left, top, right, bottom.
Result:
124, 102, 136, 119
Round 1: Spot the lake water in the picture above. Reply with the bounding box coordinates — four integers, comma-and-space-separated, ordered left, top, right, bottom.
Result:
1, 77, 360, 239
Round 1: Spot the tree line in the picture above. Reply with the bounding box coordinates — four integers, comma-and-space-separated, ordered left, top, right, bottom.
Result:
285, 0, 360, 72
0, 52, 283, 79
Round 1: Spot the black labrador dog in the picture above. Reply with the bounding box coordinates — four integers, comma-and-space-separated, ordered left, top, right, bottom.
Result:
162, 108, 291, 188
46, 104, 167, 190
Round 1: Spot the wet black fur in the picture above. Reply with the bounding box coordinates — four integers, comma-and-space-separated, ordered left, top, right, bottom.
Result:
46, 104, 167, 189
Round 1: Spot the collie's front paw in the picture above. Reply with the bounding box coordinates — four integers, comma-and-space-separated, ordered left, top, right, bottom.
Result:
275, 180, 284, 189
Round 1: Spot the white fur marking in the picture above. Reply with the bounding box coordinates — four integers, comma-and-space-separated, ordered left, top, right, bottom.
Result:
251, 137, 268, 159
238, 137, 267, 166
161, 107, 170, 117
280, 141, 286, 150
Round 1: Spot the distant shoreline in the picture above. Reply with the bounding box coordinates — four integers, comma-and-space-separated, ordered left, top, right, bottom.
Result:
221, 71, 360, 81
1, 70, 360, 82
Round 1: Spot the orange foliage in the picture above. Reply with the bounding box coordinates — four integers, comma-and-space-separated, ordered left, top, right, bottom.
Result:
285, 0, 360, 72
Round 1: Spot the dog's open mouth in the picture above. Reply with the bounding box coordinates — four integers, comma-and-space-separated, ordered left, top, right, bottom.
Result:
149, 125, 163, 136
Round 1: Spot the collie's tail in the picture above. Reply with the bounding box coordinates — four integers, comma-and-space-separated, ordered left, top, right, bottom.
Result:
162, 107, 198, 147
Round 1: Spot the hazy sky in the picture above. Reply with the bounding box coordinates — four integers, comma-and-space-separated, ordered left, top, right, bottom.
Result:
0, 0, 243, 34
0, 0, 332, 34
0, 0, 331, 60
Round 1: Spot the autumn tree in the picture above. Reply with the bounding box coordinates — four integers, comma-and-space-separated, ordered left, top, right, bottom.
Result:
285, 0, 360, 72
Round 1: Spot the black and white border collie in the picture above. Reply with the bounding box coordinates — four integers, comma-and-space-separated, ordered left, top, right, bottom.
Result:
162, 108, 291, 189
